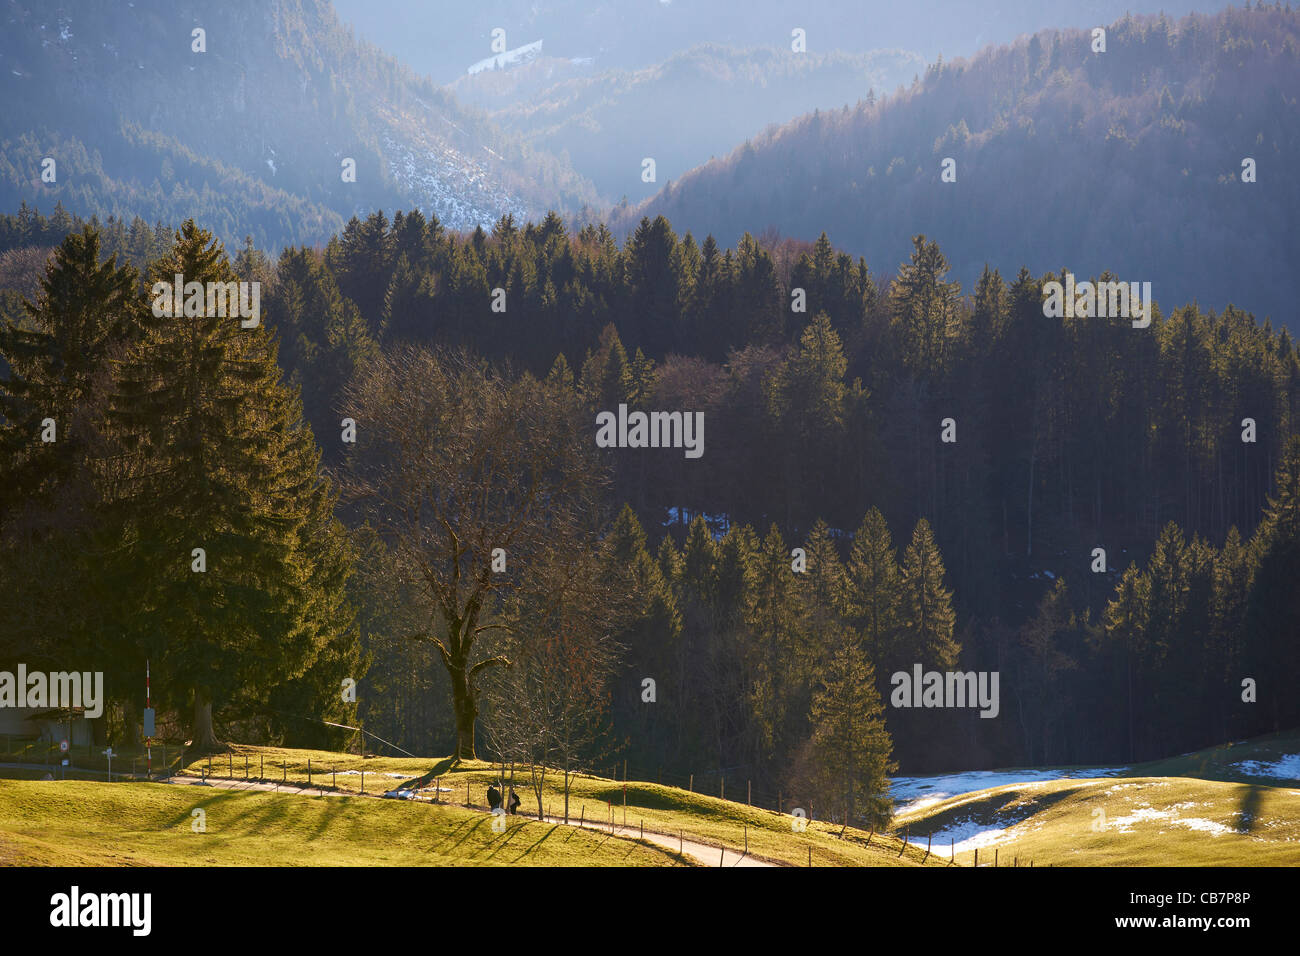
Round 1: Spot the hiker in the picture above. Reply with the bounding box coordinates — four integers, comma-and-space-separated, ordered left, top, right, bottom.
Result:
486, 781, 502, 810
508, 788, 521, 815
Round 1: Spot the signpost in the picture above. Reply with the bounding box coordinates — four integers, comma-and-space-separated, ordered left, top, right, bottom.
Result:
60, 739, 68, 780
103, 747, 115, 782
143, 660, 155, 781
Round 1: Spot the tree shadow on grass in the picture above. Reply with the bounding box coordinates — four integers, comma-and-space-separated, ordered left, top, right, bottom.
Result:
1234, 783, 1264, 834
426, 815, 480, 853
510, 823, 561, 862
163, 788, 244, 829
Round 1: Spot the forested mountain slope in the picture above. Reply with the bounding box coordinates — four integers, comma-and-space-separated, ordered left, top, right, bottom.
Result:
0, 0, 595, 250
617, 7, 1300, 327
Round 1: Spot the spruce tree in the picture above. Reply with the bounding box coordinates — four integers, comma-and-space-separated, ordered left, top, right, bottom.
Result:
110, 220, 357, 752
898, 518, 960, 668
846, 507, 903, 669
808, 640, 896, 828
1244, 437, 1300, 732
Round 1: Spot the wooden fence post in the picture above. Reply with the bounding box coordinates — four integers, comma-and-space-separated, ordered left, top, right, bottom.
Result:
994, 848, 999, 867
974, 848, 979, 867
924, 833, 932, 863
898, 826, 908, 857
866, 825, 873, 847
307, 759, 311, 788
747, 780, 751, 805
688, 774, 693, 793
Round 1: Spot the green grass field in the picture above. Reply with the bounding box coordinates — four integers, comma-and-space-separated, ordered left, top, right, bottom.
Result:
171, 747, 942, 867
4, 729, 1296, 867
0, 777, 686, 866
892, 730, 1300, 866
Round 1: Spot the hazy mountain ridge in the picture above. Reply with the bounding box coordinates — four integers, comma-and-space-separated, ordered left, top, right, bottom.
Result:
615, 7, 1300, 326
453, 42, 927, 204
0, 0, 595, 249
332, 0, 1224, 84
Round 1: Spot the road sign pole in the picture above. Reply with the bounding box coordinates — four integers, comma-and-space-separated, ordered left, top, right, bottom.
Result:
145, 660, 151, 781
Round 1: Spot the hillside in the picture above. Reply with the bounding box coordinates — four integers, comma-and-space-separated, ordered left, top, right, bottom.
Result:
617, 6, 1300, 327
0, 777, 683, 866
333, 0, 1222, 84
0, 0, 595, 251
893, 729, 1300, 865
0, 746, 945, 867
452, 44, 924, 204
7, 730, 1296, 867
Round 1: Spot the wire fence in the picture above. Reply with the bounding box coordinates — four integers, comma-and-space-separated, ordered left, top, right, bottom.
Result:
0, 735, 1043, 866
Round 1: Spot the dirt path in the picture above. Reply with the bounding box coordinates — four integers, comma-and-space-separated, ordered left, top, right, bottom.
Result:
162, 773, 780, 866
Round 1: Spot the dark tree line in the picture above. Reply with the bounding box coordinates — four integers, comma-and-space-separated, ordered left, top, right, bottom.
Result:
2, 210, 1298, 800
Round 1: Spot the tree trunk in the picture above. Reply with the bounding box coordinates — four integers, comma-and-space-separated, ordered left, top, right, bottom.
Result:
451, 665, 477, 760
122, 703, 140, 752
191, 689, 223, 753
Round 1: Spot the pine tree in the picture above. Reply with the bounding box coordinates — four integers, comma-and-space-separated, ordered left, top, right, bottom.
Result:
846, 507, 902, 669
0, 225, 143, 517
110, 220, 357, 752
890, 235, 962, 377
797, 519, 850, 674
807, 640, 896, 828
898, 518, 960, 668
0, 226, 145, 702
1244, 437, 1300, 733
747, 524, 801, 757
1103, 563, 1149, 762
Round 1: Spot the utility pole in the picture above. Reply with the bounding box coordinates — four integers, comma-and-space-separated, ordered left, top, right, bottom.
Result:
143, 660, 154, 781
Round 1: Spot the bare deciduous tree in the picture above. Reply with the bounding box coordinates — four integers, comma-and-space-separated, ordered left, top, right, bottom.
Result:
337, 346, 614, 760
